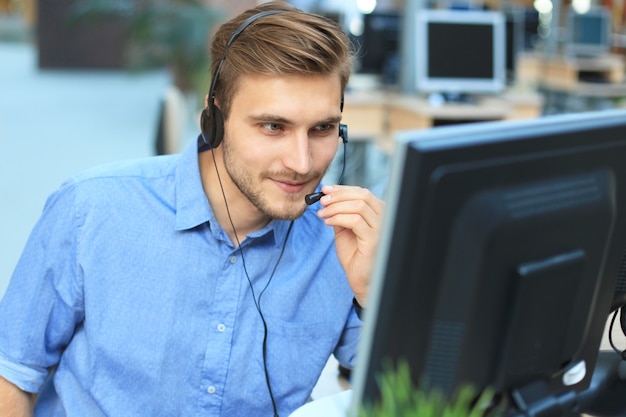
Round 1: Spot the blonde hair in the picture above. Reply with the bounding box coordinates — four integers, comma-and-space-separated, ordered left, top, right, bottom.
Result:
209, 1, 354, 118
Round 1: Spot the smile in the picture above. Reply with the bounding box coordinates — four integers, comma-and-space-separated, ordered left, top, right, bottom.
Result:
271, 179, 310, 194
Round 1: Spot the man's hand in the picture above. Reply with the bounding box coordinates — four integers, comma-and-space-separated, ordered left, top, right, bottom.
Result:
317, 184, 385, 307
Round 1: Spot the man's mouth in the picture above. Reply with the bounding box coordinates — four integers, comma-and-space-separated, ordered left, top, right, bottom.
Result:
271, 179, 308, 194
270, 176, 319, 195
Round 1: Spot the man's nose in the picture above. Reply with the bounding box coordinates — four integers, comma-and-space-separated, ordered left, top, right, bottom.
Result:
282, 131, 313, 175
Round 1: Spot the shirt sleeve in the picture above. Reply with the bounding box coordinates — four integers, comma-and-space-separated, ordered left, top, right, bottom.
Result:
0, 180, 85, 393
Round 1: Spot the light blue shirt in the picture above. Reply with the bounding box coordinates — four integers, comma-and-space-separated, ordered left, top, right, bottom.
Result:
0, 138, 361, 416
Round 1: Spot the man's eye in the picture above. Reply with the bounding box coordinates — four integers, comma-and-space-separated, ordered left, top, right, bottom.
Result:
315, 124, 333, 132
262, 123, 282, 131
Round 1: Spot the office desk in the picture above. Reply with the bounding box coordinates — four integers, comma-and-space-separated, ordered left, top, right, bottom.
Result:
517, 52, 625, 87
543, 54, 625, 88
540, 81, 626, 114
389, 94, 511, 126
342, 89, 543, 155
517, 52, 626, 114
341, 90, 388, 140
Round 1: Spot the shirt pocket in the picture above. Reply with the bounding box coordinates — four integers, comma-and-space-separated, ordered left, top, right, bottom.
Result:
265, 318, 341, 396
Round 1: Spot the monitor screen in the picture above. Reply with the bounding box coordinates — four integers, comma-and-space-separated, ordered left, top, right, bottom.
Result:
566, 6, 612, 56
523, 8, 541, 50
358, 11, 401, 84
416, 9, 506, 95
351, 109, 626, 415
503, 7, 542, 79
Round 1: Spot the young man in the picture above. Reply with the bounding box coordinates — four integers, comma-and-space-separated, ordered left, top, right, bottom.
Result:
0, 2, 384, 416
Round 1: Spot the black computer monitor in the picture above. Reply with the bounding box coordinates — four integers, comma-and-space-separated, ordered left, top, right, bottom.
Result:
505, 9, 525, 83
415, 9, 506, 97
523, 8, 541, 49
358, 11, 401, 84
351, 109, 626, 415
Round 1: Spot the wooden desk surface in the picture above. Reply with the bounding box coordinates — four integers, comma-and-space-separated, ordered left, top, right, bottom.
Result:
517, 52, 626, 94
390, 94, 512, 120
342, 88, 544, 153
341, 90, 387, 139
543, 81, 626, 98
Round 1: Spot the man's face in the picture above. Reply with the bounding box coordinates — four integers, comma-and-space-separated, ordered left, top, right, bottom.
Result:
221, 73, 343, 220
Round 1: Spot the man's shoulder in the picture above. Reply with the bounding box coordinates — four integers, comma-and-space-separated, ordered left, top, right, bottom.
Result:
51, 154, 180, 210
70, 154, 179, 185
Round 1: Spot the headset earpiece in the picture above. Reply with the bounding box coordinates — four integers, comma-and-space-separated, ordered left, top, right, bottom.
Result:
339, 123, 348, 144
200, 98, 226, 148
211, 106, 225, 147
200, 99, 224, 148
200, 107, 212, 145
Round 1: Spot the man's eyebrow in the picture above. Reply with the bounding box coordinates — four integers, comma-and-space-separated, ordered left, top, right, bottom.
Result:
246, 114, 292, 124
246, 114, 343, 125
319, 116, 343, 124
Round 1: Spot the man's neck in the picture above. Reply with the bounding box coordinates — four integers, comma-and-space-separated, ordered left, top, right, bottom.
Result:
199, 149, 270, 244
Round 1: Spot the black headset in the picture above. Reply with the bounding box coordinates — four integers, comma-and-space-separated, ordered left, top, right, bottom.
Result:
199, 9, 348, 149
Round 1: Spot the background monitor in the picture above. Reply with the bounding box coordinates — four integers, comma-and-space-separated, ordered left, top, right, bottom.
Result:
505, 8, 525, 83
565, 6, 612, 57
415, 9, 506, 96
351, 109, 626, 415
523, 8, 541, 50
357, 11, 402, 84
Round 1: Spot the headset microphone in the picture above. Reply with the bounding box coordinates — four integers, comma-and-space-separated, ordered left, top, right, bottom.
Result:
305, 122, 349, 205
305, 192, 324, 205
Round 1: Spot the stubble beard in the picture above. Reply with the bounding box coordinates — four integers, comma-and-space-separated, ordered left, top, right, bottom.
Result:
222, 140, 325, 221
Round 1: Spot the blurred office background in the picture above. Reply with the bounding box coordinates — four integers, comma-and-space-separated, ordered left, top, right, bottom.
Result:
1, 0, 625, 296
1, 0, 625, 403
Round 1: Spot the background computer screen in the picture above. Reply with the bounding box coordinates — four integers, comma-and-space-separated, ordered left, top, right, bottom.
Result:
566, 6, 612, 56
416, 9, 506, 95
523, 8, 541, 49
505, 8, 525, 83
357, 11, 401, 84
351, 109, 626, 415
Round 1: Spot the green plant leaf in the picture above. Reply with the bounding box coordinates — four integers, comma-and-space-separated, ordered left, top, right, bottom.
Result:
358, 359, 502, 417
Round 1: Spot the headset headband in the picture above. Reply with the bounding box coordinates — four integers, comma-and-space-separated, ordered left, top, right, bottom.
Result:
208, 10, 287, 105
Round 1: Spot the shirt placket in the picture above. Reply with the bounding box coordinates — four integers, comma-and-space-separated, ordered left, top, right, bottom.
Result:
199, 249, 244, 414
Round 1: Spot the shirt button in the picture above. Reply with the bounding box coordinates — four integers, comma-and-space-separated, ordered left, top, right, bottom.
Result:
207, 385, 216, 394
217, 323, 226, 332
229, 256, 237, 264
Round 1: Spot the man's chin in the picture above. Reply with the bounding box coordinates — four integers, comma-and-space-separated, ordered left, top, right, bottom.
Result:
262, 197, 308, 221
268, 204, 307, 221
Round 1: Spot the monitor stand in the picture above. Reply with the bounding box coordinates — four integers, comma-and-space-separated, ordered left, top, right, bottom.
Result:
427, 92, 477, 107
509, 351, 626, 417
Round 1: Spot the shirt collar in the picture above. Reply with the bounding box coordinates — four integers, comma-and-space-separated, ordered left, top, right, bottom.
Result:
173, 135, 290, 247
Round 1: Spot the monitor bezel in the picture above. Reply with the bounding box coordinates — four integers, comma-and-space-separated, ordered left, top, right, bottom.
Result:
415, 9, 507, 95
